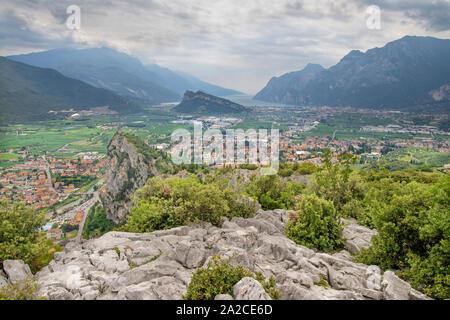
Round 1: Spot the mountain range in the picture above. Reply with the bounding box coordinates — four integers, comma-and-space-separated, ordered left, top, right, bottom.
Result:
7, 48, 240, 104
254, 36, 450, 111
0, 57, 140, 123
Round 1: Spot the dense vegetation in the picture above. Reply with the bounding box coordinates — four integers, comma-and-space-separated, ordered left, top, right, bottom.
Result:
245, 174, 304, 210
286, 195, 343, 252
184, 255, 280, 300
276, 151, 449, 299
0, 201, 61, 273
122, 176, 258, 233
83, 202, 116, 239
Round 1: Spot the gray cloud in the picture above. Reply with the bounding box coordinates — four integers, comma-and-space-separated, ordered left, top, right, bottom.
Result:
0, 0, 449, 94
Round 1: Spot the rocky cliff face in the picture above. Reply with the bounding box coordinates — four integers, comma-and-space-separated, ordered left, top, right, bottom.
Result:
8, 209, 429, 300
103, 131, 160, 223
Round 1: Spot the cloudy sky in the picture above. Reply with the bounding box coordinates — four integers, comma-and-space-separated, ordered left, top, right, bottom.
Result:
1, 0, 450, 94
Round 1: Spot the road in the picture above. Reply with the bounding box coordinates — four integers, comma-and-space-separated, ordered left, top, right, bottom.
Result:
42, 155, 57, 193
74, 191, 99, 243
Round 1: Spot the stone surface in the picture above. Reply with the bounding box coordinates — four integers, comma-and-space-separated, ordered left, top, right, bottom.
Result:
342, 218, 378, 254
2, 260, 32, 284
233, 277, 271, 300
0, 270, 8, 290
381, 271, 412, 300
17, 209, 429, 300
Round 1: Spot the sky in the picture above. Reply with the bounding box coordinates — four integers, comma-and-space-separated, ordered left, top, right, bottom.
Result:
1, 0, 450, 94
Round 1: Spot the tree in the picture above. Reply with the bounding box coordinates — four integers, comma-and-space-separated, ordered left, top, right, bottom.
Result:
286, 194, 343, 252
358, 175, 450, 299
245, 174, 304, 210
309, 149, 360, 211
0, 201, 47, 267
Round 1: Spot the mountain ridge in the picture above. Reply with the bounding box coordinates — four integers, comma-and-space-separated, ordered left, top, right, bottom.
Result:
254, 36, 450, 110
0, 57, 140, 124
7, 47, 241, 104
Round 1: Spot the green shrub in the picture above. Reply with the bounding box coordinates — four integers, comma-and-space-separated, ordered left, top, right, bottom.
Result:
30, 241, 63, 272
357, 175, 450, 299
246, 174, 304, 210
83, 202, 116, 239
184, 255, 280, 300
286, 195, 343, 252
0, 201, 47, 269
122, 177, 257, 233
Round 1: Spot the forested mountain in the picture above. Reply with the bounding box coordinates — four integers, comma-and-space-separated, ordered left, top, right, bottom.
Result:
0, 57, 140, 123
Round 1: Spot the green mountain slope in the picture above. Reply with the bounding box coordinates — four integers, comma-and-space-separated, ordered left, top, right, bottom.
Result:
0, 57, 140, 123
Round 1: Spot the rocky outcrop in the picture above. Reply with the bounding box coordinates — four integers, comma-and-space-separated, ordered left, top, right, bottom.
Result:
174, 90, 248, 114
103, 131, 165, 223
1, 260, 33, 292
25, 209, 430, 300
233, 277, 271, 300
342, 218, 378, 254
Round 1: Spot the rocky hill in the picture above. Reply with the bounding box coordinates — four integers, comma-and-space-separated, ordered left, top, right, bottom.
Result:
103, 131, 171, 223
1, 209, 430, 300
173, 91, 248, 114
254, 36, 450, 110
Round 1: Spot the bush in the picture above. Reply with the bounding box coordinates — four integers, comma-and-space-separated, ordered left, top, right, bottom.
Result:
184, 255, 280, 300
357, 175, 450, 299
30, 241, 63, 272
245, 174, 304, 210
0, 201, 47, 269
83, 202, 116, 239
122, 177, 257, 233
286, 195, 343, 252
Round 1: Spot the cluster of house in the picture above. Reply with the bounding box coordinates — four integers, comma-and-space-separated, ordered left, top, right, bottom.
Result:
0, 170, 59, 209
0, 154, 106, 209
49, 156, 106, 185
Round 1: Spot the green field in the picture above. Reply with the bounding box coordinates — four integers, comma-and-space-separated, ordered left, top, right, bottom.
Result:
384, 147, 450, 167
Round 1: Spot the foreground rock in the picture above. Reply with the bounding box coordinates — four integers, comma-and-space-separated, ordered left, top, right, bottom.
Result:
7, 209, 428, 300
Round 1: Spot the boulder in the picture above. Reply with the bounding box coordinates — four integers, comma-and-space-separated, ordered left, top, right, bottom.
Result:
2, 260, 32, 284
233, 277, 271, 300
381, 271, 411, 300
342, 218, 377, 254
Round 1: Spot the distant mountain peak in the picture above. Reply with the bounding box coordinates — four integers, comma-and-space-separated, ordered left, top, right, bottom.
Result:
303, 63, 325, 71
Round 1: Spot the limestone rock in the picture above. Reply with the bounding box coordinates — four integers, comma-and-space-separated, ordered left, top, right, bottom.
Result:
233, 277, 271, 300
2, 260, 32, 284
25, 209, 429, 301
382, 271, 411, 300
342, 218, 378, 254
